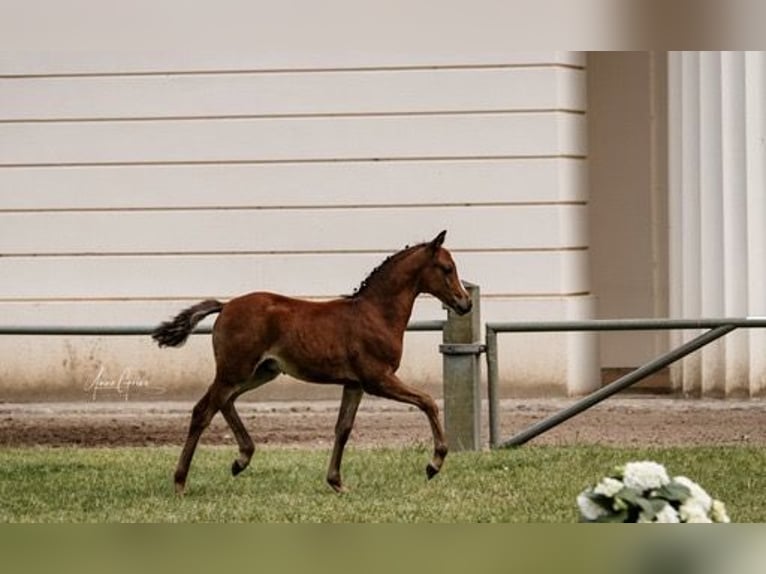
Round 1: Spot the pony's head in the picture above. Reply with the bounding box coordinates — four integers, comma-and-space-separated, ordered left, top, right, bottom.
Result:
417, 230, 472, 315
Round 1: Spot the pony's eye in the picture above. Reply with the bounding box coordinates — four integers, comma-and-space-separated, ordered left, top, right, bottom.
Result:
442, 265, 454, 274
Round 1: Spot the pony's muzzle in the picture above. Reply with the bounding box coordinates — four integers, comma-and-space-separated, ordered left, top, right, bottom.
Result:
452, 298, 473, 316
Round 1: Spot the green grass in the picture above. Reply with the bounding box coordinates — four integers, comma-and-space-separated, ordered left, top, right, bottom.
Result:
0, 445, 764, 522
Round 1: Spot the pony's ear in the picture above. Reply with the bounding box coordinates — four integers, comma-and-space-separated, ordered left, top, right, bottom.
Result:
430, 230, 447, 252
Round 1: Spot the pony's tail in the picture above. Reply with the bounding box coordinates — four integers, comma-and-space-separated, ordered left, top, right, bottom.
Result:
152, 299, 224, 348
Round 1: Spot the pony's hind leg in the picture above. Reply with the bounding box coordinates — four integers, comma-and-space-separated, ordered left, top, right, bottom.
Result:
174, 383, 228, 495
221, 400, 254, 476
221, 358, 282, 477
326, 383, 363, 493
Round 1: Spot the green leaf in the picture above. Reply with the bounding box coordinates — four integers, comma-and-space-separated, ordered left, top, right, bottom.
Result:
585, 492, 615, 512
615, 487, 642, 505
653, 483, 691, 503
632, 497, 660, 521
592, 509, 630, 523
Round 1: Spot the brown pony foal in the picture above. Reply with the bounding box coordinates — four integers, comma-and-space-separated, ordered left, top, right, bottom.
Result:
153, 230, 471, 494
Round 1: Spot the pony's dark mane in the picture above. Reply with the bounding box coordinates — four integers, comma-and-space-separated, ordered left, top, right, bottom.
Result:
346, 241, 429, 298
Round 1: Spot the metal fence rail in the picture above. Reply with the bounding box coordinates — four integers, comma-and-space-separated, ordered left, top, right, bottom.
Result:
486, 317, 766, 449
0, 320, 445, 337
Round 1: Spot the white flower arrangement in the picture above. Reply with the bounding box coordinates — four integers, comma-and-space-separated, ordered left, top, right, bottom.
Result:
577, 461, 730, 523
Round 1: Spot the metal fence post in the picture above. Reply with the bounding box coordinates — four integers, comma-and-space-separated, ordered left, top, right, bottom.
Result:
440, 282, 483, 451
485, 326, 500, 448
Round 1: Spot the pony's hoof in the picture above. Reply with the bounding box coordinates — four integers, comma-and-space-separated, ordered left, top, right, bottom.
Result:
327, 479, 348, 494
231, 460, 247, 476
426, 463, 440, 480
174, 481, 186, 496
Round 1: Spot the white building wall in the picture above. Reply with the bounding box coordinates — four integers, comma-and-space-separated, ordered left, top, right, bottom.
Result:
0, 50, 594, 400
668, 51, 766, 397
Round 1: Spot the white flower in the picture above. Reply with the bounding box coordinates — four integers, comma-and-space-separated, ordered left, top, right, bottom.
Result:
674, 476, 713, 512
577, 491, 608, 521
579, 461, 731, 523
711, 500, 730, 523
679, 500, 713, 523
651, 503, 681, 523
637, 502, 680, 523
594, 477, 624, 498
622, 461, 671, 492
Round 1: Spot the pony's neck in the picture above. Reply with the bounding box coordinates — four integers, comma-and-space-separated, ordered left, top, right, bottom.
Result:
356, 248, 425, 331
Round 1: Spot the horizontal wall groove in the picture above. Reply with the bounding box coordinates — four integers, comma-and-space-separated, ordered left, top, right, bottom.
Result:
0, 295, 322, 304
0, 247, 589, 258
0, 155, 588, 169
0, 109, 586, 124
481, 291, 592, 299
0, 201, 589, 214
0, 62, 585, 80
0, 292, 591, 304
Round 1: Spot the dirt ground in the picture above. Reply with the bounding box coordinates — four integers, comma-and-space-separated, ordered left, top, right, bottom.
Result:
1, 395, 765, 449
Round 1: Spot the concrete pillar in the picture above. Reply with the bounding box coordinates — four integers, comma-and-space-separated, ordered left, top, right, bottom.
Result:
721, 51, 750, 396
699, 52, 725, 396
667, 51, 684, 392
746, 51, 766, 396
565, 295, 600, 396
680, 51, 702, 395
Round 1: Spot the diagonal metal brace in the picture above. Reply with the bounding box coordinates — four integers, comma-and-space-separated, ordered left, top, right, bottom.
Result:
500, 324, 737, 448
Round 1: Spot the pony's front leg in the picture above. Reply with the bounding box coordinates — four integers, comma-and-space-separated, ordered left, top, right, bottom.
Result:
326, 383, 363, 493
362, 373, 448, 480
